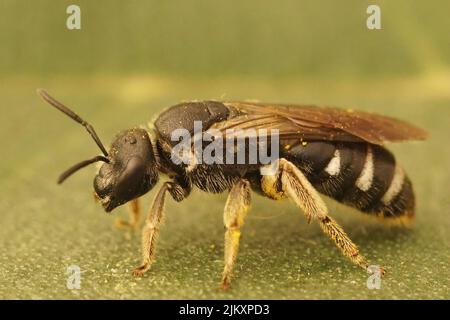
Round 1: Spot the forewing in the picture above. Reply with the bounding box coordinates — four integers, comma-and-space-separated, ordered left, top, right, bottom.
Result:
212, 102, 428, 145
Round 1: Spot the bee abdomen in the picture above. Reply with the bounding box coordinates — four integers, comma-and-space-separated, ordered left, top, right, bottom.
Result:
340, 144, 415, 218
283, 141, 415, 219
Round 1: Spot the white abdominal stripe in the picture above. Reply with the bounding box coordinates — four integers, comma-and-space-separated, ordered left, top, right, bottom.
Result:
324, 149, 341, 176
381, 164, 405, 205
356, 145, 374, 192
322, 144, 406, 209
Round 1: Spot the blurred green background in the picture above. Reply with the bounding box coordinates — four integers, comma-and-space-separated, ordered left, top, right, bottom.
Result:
0, 0, 449, 299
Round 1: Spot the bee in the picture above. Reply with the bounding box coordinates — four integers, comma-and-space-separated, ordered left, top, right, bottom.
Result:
37, 89, 427, 290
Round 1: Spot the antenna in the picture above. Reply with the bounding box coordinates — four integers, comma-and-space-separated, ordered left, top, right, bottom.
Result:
57, 155, 109, 184
37, 89, 109, 157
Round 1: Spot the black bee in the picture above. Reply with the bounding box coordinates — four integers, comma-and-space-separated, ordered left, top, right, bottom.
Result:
37, 89, 427, 289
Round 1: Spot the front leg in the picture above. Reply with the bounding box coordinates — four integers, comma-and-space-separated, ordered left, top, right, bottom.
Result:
132, 181, 189, 276
115, 198, 141, 229
220, 179, 251, 290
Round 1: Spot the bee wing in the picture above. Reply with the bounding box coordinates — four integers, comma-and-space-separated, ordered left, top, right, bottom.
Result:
211, 102, 428, 145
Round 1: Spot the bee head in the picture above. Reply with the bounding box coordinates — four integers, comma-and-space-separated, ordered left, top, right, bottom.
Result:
37, 89, 159, 212
94, 128, 158, 212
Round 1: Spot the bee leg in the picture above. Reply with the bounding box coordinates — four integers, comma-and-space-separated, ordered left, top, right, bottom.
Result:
115, 198, 141, 229
132, 184, 169, 276
132, 181, 188, 276
220, 179, 251, 290
276, 158, 372, 272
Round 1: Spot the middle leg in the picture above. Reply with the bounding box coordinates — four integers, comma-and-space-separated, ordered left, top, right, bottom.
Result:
221, 179, 251, 290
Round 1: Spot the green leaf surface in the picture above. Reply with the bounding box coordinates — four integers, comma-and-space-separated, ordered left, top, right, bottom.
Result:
1, 76, 448, 299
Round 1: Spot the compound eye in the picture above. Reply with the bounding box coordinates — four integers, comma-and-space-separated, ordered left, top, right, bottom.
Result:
114, 156, 146, 200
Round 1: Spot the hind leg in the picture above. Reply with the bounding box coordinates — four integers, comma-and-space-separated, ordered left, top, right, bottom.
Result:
262, 158, 376, 272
